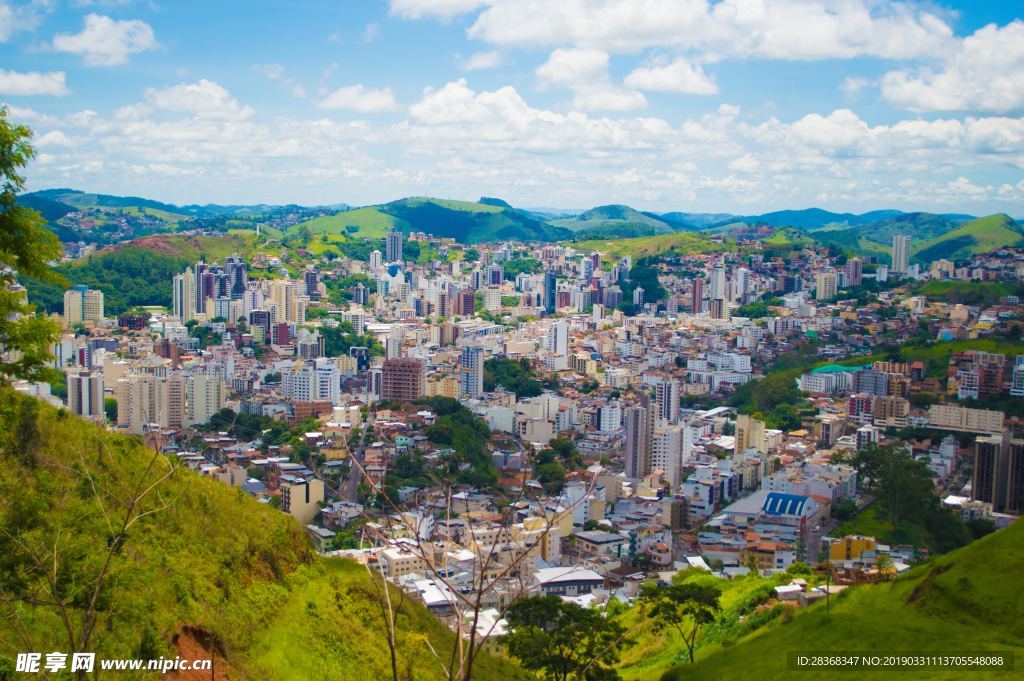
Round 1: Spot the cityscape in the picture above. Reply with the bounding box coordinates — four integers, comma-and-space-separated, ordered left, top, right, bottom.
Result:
1, 1, 1023, 680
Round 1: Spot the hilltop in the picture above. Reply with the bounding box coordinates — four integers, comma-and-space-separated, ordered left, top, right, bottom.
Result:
288, 196, 571, 244
662, 520, 1024, 681
552, 204, 682, 239
0, 385, 522, 680
912, 213, 1024, 263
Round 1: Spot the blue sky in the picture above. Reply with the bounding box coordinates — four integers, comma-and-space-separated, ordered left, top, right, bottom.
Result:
1, 0, 1022, 214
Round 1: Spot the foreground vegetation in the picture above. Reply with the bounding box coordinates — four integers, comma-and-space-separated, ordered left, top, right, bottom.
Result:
0, 386, 521, 680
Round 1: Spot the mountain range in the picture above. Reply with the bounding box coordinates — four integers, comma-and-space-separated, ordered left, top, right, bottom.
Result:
18, 188, 1024, 257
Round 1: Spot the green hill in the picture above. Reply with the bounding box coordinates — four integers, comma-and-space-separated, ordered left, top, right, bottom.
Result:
24, 231, 270, 315
0, 385, 522, 680
290, 197, 570, 244
912, 213, 1024, 263
661, 520, 1024, 681
553, 204, 678, 239
572, 231, 731, 261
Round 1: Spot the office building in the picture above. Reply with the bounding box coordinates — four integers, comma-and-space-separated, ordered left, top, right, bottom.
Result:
973, 433, 1024, 514
624, 404, 651, 480
63, 286, 104, 325
67, 368, 105, 422
891, 235, 910, 275
543, 271, 557, 314
460, 345, 484, 398
386, 229, 403, 263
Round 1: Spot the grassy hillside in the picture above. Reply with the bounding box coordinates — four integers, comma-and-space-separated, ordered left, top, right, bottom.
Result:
0, 386, 522, 680
573, 232, 730, 260
290, 197, 569, 244
912, 214, 1024, 263
663, 520, 1024, 681
554, 204, 677, 239
297, 206, 408, 239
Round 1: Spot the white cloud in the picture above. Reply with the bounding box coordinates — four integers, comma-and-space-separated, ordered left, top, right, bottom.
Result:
53, 13, 158, 66
881, 20, 1024, 113
319, 84, 397, 112
840, 76, 873, 98
536, 48, 647, 111
0, 0, 51, 42
389, 0, 485, 20
465, 0, 953, 59
144, 80, 253, 120
34, 130, 73, 147
461, 50, 503, 71
625, 58, 717, 95
361, 22, 381, 43
252, 63, 306, 98
0, 69, 69, 96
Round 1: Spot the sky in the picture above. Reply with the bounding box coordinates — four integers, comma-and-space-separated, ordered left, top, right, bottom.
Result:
1, 0, 1022, 214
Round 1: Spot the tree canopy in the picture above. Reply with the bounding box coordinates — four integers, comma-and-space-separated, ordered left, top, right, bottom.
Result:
0, 108, 62, 382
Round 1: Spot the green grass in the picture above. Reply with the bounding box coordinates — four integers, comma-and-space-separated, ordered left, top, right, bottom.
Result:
915, 280, 1020, 307
830, 503, 931, 548
293, 207, 406, 239
913, 214, 1023, 263
667, 520, 1024, 681
572, 232, 729, 260
618, 571, 807, 680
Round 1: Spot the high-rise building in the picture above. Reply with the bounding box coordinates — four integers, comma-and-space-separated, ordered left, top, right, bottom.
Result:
690, 277, 704, 313
709, 298, 728, 320
973, 433, 1024, 514
369, 249, 382, 270
815, 271, 838, 300
735, 414, 766, 454
67, 368, 105, 422
653, 378, 679, 424
224, 255, 248, 300
63, 286, 104, 325
546, 320, 569, 356
891, 235, 910, 274
381, 358, 426, 401
303, 268, 320, 299
268, 279, 305, 324
846, 257, 863, 286
624, 404, 651, 479
709, 264, 726, 300
459, 345, 484, 398
186, 373, 226, 426
543, 271, 557, 314
173, 267, 198, 322
386, 229, 403, 263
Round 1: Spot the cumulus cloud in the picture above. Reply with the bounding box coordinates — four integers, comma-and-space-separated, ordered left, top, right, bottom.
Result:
53, 13, 158, 66
881, 20, 1024, 113
536, 48, 647, 111
464, 0, 953, 59
319, 84, 398, 112
143, 80, 253, 120
0, 69, 70, 96
625, 58, 717, 95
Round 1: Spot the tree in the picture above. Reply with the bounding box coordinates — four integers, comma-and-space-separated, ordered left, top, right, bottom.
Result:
639, 581, 721, 664
0, 108, 62, 382
503, 595, 626, 681
103, 397, 117, 422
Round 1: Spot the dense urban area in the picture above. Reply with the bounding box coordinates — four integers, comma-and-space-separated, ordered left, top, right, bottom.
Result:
8, 181, 1024, 678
